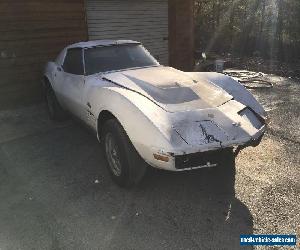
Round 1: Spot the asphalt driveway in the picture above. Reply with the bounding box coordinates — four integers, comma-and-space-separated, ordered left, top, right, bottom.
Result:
0, 75, 299, 250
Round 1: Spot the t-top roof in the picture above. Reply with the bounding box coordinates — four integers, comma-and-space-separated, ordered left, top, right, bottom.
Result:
67, 40, 140, 49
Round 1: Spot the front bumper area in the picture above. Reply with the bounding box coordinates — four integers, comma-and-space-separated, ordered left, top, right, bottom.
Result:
175, 149, 228, 170
134, 109, 266, 171
144, 128, 265, 171
174, 131, 265, 171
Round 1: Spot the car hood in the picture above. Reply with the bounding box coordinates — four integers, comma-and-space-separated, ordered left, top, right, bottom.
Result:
103, 66, 233, 112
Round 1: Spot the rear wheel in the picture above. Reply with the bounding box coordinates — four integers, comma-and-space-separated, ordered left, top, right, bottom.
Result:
102, 119, 148, 187
44, 82, 66, 121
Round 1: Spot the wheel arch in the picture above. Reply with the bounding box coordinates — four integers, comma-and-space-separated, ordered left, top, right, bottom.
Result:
93, 89, 159, 143
97, 110, 118, 141
91, 87, 174, 168
43, 75, 54, 91
187, 72, 266, 117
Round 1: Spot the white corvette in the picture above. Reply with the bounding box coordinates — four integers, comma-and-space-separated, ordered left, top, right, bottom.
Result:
44, 40, 267, 186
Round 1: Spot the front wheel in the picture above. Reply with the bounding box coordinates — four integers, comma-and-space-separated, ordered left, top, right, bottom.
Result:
102, 119, 148, 187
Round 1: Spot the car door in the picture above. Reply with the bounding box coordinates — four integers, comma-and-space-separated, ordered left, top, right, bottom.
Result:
54, 48, 85, 120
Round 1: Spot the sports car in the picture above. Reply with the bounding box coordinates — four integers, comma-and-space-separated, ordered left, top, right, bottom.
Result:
44, 40, 267, 186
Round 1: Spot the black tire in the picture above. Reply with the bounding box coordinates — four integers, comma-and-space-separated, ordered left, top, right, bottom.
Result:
209, 149, 236, 195
44, 82, 66, 121
212, 148, 236, 179
102, 119, 148, 187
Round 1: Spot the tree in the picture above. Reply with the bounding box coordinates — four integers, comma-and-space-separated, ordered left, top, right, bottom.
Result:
194, 0, 300, 61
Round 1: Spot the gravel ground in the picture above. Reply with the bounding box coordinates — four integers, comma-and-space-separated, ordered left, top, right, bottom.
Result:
0, 75, 299, 250
236, 75, 300, 249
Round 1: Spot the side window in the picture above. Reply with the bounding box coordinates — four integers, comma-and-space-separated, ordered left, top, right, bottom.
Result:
62, 49, 84, 75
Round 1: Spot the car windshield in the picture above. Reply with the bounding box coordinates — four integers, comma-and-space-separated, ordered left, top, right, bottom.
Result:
84, 44, 159, 75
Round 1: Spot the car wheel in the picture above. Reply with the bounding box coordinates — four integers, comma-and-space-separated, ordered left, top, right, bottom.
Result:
102, 119, 148, 187
213, 148, 235, 177
45, 84, 66, 121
